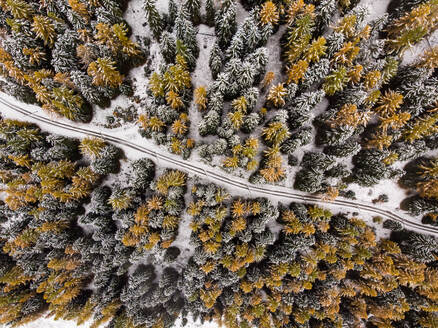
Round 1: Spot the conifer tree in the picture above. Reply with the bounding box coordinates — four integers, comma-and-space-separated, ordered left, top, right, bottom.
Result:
32, 15, 56, 47
80, 137, 106, 159
194, 86, 207, 111
323, 66, 350, 96
260, 1, 279, 26
267, 83, 287, 107
209, 42, 223, 78
87, 57, 123, 88
386, 0, 438, 53
287, 60, 309, 84
403, 111, 438, 143
4, 0, 33, 19
305, 36, 327, 62
160, 32, 176, 63
144, 0, 163, 40
417, 46, 438, 69
215, 0, 237, 48
205, 0, 216, 26
184, 0, 201, 25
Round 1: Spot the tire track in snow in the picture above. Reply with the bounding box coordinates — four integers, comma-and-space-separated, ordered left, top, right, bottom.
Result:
1, 96, 437, 236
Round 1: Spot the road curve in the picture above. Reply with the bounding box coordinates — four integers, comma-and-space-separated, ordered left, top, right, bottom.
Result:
1, 95, 437, 236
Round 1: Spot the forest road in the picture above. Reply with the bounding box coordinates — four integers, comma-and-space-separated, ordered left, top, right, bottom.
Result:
1, 95, 438, 236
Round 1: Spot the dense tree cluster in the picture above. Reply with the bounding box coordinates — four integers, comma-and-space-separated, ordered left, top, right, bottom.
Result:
137, 0, 200, 158
183, 202, 438, 328
0, 0, 144, 122
184, 183, 278, 311
198, 3, 273, 171
400, 157, 438, 224
0, 117, 189, 328
187, 0, 438, 208
1, 0, 438, 327
0, 0, 436, 216
1, 118, 438, 328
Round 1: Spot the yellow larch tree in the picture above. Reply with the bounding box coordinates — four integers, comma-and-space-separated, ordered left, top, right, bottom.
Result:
194, 86, 207, 110
260, 1, 279, 25
267, 83, 287, 107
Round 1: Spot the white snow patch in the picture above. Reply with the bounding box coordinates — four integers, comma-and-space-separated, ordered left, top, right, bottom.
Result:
402, 30, 438, 66
11, 314, 221, 328
359, 0, 390, 23
17, 318, 91, 328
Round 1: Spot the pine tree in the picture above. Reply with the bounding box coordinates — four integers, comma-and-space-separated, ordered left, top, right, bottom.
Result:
80, 137, 106, 159
260, 159, 286, 183
5, 0, 33, 19
228, 110, 244, 130
348, 64, 363, 84
205, 0, 215, 26
284, 12, 315, 65
108, 188, 132, 210
70, 70, 105, 105
156, 170, 186, 195
232, 96, 248, 113
262, 71, 275, 89
168, 0, 177, 23
112, 23, 141, 56
262, 121, 290, 145
138, 114, 165, 132
332, 103, 371, 128
366, 131, 392, 150
209, 42, 223, 78
215, 0, 236, 48
51, 86, 87, 122
333, 41, 360, 65
374, 90, 403, 117
333, 14, 357, 39
171, 118, 188, 135
148, 72, 165, 98
69, 0, 90, 22
76, 44, 95, 67
160, 32, 176, 63
144, 0, 163, 40
287, 60, 309, 84
52, 30, 81, 73
95, 23, 119, 53
223, 155, 239, 169
225, 31, 244, 60
305, 36, 326, 62
362, 69, 381, 90
379, 112, 411, 133
166, 90, 184, 109
286, 0, 306, 24
21, 47, 46, 66
184, 0, 201, 25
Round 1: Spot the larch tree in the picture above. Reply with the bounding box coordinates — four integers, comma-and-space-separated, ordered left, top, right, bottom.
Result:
87, 57, 123, 88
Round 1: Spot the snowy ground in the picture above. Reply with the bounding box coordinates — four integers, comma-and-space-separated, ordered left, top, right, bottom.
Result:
15, 314, 220, 328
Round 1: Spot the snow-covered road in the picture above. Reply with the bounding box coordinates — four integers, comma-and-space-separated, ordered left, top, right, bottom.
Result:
1, 95, 437, 236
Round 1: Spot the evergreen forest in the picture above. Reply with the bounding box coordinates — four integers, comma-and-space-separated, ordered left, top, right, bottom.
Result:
0, 0, 437, 327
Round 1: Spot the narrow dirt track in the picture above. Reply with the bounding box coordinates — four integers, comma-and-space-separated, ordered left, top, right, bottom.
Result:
1, 95, 437, 236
